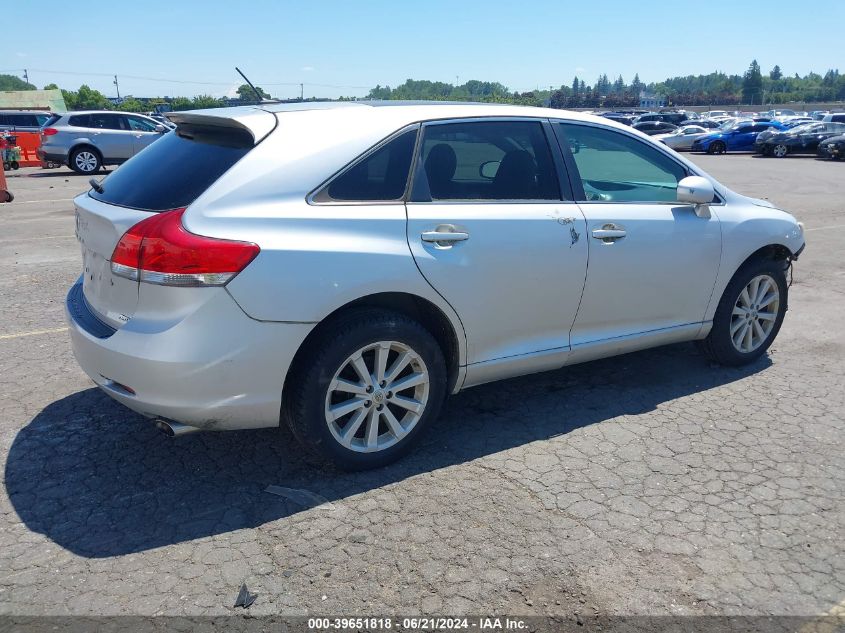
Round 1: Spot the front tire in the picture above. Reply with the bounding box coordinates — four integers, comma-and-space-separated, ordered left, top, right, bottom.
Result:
707, 141, 726, 155
70, 147, 101, 174
698, 257, 788, 366
772, 144, 788, 158
283, 309, 447, 470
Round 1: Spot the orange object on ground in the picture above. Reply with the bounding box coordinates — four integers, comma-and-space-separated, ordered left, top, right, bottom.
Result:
0, 162, 11, 202
13, 131, 43, 167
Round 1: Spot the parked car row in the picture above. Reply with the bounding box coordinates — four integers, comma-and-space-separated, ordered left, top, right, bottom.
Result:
647, 116, 845, 161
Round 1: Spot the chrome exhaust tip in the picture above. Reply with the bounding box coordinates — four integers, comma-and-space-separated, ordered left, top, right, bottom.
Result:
154, 418, 202, 437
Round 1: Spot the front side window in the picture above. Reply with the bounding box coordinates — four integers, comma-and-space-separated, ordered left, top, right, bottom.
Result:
557, 123, 686, 203
412, 120, 560, 201
316, 128, 418, 202
126, 115, 157, 132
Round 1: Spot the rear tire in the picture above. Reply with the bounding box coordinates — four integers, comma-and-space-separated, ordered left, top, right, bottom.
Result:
707, 141, 726, 155
283, 309, 447, 470
70, 147, 101, 174
698, 257, 788, 366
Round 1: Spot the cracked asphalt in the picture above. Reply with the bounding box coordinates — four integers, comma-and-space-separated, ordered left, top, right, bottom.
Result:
0, 155, 842, 620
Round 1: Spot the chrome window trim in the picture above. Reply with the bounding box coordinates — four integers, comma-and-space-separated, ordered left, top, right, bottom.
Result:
307, 123, 421, 206
552, 119, 726, 206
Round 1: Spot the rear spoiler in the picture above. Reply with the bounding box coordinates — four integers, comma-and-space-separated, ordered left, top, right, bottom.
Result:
165, 107, 277, 144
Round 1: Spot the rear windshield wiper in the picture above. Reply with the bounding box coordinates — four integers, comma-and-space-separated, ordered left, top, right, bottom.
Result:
89, 177, 104, 194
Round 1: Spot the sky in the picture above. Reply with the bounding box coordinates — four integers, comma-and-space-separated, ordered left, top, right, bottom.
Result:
4, 0, 844, 100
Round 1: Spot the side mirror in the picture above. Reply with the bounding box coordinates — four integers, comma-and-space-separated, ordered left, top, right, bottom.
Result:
677, 176, 714, 217
479, 160, 500, 180
154, 124, 167, 133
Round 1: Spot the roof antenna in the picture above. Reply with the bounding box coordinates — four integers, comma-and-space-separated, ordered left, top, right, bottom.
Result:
235, 67, 264, 103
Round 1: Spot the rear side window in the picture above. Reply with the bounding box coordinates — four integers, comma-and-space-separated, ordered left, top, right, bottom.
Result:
90, 124, 252, 211
315, 128, 418, 202
412, 120, 560, 201
43, 114, 61, 127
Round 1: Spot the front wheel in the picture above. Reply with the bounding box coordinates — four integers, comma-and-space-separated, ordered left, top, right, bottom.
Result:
283, 309, 447, 470
698, 258, 788, 366
772, 144, 789, 158
707, 141, 726, 155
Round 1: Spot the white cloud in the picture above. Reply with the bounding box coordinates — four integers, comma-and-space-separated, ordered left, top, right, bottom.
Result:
575, 66, 586, 73
301, 66, 315, 72
16, 52, 26, 58
222, 82, 240, 98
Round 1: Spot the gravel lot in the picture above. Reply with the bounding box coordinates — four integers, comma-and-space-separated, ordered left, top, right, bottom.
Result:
0, 155, 842, 622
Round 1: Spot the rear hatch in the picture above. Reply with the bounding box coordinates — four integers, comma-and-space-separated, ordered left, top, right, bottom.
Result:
74, 107, 276, 329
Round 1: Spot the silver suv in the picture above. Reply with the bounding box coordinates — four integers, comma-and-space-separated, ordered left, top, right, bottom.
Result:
66, 101, 805, 469
38, 110, 168, 174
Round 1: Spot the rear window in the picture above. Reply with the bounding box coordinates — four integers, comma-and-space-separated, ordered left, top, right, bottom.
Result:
90, 124, 252, 211
43, 114, 62, 127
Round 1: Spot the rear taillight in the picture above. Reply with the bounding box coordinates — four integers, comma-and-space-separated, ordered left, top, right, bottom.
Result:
110, 208, 259, 287
41, 127, 58, 136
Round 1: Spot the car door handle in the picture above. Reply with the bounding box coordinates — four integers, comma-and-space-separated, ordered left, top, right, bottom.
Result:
591, 224, 627, 242
421, 225, 469, 248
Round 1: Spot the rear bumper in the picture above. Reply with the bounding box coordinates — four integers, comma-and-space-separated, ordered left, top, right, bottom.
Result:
36, 148, 67, 164
65, 278, 314, 431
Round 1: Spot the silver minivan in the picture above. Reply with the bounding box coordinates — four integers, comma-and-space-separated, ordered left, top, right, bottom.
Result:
38, 110, 168, 174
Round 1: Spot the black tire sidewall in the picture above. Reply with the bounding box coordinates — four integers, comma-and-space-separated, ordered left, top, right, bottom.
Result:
284, 310, 447, 470
706, 258, 788, 366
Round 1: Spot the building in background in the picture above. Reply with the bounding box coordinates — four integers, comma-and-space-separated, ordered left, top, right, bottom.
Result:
0, 89, 67, 112
639, 91, 666, 110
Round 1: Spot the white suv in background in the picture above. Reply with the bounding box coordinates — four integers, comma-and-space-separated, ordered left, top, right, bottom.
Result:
66, 101, 805, 469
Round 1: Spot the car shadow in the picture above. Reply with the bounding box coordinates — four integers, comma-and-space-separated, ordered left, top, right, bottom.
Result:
22, 169, 112, 178
5, 343, 770, 558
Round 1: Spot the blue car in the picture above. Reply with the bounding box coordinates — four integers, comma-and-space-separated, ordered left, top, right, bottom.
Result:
691, 121, 785, 154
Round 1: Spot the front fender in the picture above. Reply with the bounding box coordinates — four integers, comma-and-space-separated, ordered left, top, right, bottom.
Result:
704, 207, 804, 321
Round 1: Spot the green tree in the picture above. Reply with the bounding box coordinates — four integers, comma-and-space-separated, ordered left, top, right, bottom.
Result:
191, 94, 225, 109
0, 73, 35, 91
43, 83, 59, 90
769, 65, 782, 81
71, 85, 111, 110
236, 83, 270, 102
117, 98, 145, 113
742, 59, 763, 104
170, 97, 193, 111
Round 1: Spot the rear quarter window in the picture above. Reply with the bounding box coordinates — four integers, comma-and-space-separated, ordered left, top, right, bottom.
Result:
89, 124, 252, 212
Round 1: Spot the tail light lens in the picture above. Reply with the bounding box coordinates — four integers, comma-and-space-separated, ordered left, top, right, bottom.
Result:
110, 208, 259, 287
41, 128, 58, 136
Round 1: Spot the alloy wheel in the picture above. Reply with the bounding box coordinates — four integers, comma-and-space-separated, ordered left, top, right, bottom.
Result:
74, 151, 98, 173
730, 274, 780, 353
324, 341, 430, 453
773, 144, 788, 158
